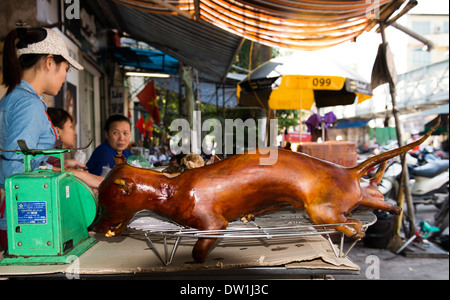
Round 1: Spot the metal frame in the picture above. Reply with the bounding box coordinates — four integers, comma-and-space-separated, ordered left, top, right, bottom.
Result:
129, 209, 376, 266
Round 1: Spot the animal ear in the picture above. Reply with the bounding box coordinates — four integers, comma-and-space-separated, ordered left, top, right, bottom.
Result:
114, 154, 128, 166
113, 178, 131, 195
370, 161, 388, 186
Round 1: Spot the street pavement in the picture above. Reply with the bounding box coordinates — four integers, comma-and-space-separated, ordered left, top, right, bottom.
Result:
334, 204, 449, 280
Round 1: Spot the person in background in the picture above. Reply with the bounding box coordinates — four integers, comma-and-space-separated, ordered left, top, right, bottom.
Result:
47, 107, 76, 148
86, 115, 133, 176
407, 129, 421, 155
46, 107, 103, 188
148, 149, 160, 166
0, 26, 84, 250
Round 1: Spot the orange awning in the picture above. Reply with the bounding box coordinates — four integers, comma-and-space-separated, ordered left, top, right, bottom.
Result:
112, 0, 406, 50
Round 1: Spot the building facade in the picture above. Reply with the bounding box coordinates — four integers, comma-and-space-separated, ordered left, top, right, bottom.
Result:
0, 0, 126, 157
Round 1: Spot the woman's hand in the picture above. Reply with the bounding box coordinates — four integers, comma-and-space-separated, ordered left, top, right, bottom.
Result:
65, 159, 87, 170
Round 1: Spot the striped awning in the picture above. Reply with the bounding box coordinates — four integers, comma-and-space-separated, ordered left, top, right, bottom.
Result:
110, 0, 406, 50
96, 0, 407, 81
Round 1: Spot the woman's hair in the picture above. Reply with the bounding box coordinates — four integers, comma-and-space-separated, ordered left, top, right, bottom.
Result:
104, 115, 131, 132
47, 107, 73, 129
2, 27, 67, 94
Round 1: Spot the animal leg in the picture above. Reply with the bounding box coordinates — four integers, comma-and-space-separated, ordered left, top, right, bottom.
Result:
192, 238, 219, 263
240, 203, 292, 223
360, 197, 401, 215
306, 206, 365, 240
340, 218, 364, 240
330, 216, 364, 240
191, 215, 228, 263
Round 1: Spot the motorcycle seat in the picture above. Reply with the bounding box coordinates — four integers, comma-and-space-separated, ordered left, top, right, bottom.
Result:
411, 160, 449, 178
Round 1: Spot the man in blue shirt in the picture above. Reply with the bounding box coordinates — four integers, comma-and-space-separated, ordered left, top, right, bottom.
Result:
87, 115, 133, 176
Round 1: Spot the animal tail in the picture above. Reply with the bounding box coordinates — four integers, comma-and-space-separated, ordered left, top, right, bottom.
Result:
352, 116, 440, 177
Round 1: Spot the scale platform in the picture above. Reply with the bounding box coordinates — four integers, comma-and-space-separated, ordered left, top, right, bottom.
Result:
0, 140, 97, 266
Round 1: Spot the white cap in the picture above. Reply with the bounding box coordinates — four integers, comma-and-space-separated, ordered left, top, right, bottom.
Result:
16, 28, 83, 71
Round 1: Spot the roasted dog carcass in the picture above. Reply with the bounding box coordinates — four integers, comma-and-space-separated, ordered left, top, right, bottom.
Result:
92, 121, 438, 262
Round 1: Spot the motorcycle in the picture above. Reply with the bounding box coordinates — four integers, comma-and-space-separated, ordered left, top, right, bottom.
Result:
410, 145, 449, 165
379, 154, 449, 208
409, 159, 449, 206
431, 194, 449, 250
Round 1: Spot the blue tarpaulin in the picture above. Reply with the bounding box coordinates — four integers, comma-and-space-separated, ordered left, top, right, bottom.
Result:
112, 47, 179, 75
335, 119, 370, 129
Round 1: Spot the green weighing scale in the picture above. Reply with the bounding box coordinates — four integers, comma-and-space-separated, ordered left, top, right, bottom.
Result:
0, 140, 97, 265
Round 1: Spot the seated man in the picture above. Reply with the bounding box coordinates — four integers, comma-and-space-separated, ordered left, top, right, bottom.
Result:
87, 115, 133, 176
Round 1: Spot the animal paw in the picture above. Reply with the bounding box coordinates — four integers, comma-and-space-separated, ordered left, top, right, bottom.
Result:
391, 205, 402, 215
351, 231, 365, 240
240, 214, 255, 223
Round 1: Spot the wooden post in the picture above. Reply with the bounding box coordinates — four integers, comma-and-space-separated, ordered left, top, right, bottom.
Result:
298, 92, 302, 144
379, 22, 416, 240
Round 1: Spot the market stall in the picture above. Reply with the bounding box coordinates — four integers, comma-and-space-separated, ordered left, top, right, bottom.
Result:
0, 143, 379, 279
0, 116, 440, 280
1, 208, 376, 279
1, 0, 433, 281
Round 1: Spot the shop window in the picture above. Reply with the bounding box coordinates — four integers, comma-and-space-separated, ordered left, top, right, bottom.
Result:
412, 21, 431, 35
411, 49, 431, 68
79, 71, 96, 153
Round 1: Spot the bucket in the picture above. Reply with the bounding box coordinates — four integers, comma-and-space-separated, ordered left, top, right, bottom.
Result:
363, 210, 394, 249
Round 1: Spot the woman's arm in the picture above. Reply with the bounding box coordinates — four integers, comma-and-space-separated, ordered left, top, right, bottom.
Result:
70, 169, 104, 189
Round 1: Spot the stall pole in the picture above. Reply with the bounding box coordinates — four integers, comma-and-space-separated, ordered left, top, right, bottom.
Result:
298, 92, 303, 144
379, 22, 416, 238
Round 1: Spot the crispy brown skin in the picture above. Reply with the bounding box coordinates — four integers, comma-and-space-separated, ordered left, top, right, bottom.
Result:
92, 120, 438, 262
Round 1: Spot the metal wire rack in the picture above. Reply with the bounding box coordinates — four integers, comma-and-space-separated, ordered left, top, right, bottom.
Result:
128, 208, 376, 266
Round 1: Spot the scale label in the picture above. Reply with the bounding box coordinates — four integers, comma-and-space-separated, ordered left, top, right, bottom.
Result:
17, 201, 47, 225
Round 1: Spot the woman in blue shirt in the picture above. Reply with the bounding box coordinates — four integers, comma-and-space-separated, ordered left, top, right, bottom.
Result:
87, 115, 133, 176
0, 26, 83, 249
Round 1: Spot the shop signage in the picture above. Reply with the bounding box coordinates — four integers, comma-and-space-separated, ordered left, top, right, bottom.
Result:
110, 87, 125, 115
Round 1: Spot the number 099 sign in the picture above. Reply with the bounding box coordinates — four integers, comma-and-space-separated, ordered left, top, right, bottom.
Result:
284, 75, 346, 90
267, 75, 347, 110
